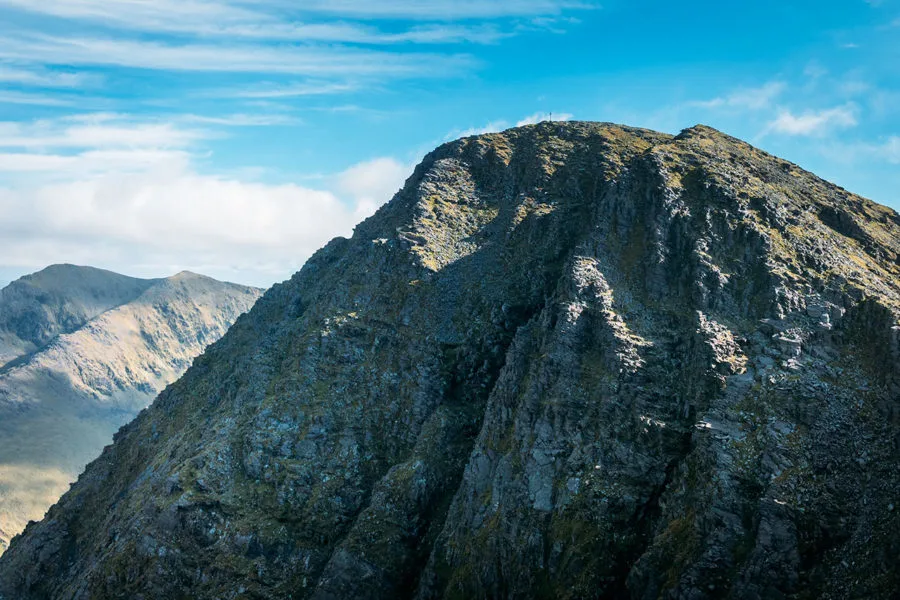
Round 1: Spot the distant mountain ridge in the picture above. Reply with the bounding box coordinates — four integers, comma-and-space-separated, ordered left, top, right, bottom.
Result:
0, 265, 263, 554
0, 264, 158, 368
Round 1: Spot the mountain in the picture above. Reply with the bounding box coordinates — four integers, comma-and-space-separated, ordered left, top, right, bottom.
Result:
1, 123, 898, 599
0, 264, 157, 367
0, 266, 262, 555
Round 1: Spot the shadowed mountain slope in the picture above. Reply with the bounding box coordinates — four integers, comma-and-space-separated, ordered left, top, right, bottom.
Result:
0, 123, 897, 599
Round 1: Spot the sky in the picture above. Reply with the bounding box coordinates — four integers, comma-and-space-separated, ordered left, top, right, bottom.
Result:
0, 0, 898, 288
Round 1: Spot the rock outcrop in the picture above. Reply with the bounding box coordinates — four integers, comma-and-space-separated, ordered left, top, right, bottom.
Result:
0, 123, 897, 599
0, 267, 262, 554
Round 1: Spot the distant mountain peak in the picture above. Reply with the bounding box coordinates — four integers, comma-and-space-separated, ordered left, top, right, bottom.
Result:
0, 265, 263, 556
0, 267, 157, 366
168, 270, 205, 280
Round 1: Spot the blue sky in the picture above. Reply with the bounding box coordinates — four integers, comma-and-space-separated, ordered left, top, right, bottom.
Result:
0, 0, 898, 287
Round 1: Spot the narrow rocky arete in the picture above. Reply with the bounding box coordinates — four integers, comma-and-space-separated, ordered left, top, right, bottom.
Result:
1, 123, 897, 599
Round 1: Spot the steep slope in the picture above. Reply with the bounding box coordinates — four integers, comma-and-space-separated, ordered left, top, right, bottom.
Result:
0, 271, 262, 554
0, 264, 156, 367
0, 122, 897, 600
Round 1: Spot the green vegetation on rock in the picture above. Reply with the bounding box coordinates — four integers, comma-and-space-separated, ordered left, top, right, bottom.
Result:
1, 122, 898, 600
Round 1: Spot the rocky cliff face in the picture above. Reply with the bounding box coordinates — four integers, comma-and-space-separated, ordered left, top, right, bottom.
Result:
0, 268, 262, 554
0, 123, 897, 599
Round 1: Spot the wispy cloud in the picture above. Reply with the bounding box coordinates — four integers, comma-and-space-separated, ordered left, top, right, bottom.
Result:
378, 24, 511, 44
0, 116, 207, 151
764, 104, 858, 136
803, 62, 827, 81
526, 16, 584, 34
516, 111, 573, 126
886, 136, 900, 163
0, 112, 303, 179
0, 90, 74, 106
0, 115, 204, 179
839, 78, 870, 96
443, 111, 574, 141
287, 1, 595, 20
0, 0, 244, 20
0, 0, 572, 43
0, 0, 262, 36
445, 120, 509, 140
180, 113, 298, 126
229, 81, 358, 99
693, 82, 786, 111
0, 35, 476, 76
868, 88, 900, 117
0, 149, 192, 174
0, 65, 95, 87
818, 136, 900, 167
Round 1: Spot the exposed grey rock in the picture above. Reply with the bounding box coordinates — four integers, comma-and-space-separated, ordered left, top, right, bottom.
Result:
0, 123, 898, 599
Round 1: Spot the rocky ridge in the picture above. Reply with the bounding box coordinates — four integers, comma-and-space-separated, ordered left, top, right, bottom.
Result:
0, 267, 262, 554
0, 123, 897, 599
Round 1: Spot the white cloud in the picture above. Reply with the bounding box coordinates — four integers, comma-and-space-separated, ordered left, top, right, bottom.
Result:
180, 113, 298, 126
444, 112, 574, 141
0, 117, 207, 151
869, 89, 900, 118
335, 157, 410, 216
378, 24, 510, 44
0, 172, 373, 287
0, 0, 261, 35
0, 90, 74, 106
886, 137, 900, 163
445, 120, 510, 140
0, 0, 571, 42
839, 79, 870, 96
818, 136, 900, 168
516, 111, 573, 126
765, 104, 858, 136
0, 65, 94, 87
803, 63, 827, 81
198, 22, 511, 45
0, 149, 192, 175
289, 1, 594, 20
693, 82, 786, 111
0, 35, 474, 76
0, 114, 409, 286
0, 0, 243, 20
230, 81, 358, 99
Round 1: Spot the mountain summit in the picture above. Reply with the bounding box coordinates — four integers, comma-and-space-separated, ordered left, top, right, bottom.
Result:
0, 264, 156, 367
0, 266, 262, 555
1, 123, 897, 599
